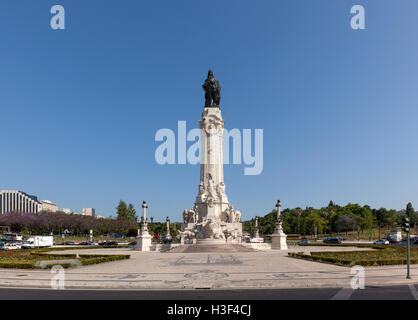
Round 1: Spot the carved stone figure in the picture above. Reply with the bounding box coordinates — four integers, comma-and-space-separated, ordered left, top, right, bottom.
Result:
199, 219, 225, 240
180, 229, 196, 241
189, 207, 198, 223
223, 205, 234, 223
234, 210, 241, 223
183, 210, 189, 223
224, 227, 240, 243
202, 70, 221, 108
210, 220, 226, 240
207, 175, 218, 201
183, 208, 199, 223
217, 182, 226, 198
198, 182, 206, 194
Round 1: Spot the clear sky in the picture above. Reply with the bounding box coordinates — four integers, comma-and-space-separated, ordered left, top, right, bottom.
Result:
1, 1, 417, 220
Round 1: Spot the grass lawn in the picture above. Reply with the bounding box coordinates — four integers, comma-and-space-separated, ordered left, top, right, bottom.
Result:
0, 247, 130, 269
289, 245, 418, 267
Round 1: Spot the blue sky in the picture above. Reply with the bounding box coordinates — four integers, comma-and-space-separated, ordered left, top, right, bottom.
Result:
1, 1, 417, 220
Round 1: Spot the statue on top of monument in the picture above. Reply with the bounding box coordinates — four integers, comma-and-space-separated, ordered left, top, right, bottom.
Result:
203, 70, 221, 108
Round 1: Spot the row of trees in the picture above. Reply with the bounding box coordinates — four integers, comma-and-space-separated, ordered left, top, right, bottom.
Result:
0, 211, 138, 237
2, 200, 416, 240
0, 200, 177, 238
243, 201, 418, 239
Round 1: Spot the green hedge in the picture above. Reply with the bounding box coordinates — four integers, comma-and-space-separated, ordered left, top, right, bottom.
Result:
32, 245, 124, 253
288, 252, 418, 267
0, 249, 130, 269
81, 255, 130, 266
0, 261, 35, 269
298, 243, 389, 250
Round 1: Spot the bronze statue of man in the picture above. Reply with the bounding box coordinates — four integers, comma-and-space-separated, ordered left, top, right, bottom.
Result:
202, 70, 221, 107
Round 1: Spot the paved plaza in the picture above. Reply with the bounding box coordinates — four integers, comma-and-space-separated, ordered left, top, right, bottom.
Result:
0, 245, 416, 290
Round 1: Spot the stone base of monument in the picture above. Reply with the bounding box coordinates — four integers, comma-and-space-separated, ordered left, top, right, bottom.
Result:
180, 222, 243, 245
271, 233, 288, 250
134, 234, 152, 251
196, 238, 228, 245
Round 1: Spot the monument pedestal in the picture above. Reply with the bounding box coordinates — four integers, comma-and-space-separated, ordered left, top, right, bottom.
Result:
135, 233, 152, 251
271, 233, 288, 250
134, 201, 153, 251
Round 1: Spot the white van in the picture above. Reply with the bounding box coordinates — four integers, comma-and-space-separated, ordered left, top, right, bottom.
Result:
22, 236, 54, 249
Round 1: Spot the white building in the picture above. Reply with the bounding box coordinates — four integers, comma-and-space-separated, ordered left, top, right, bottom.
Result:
40, 200, 59, 212
0, 190, 59, 215
82, 208, 95, 217
0, 190, 40, 214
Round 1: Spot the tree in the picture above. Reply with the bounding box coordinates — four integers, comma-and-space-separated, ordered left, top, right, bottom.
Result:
305, 212, 326, 237
127, 203, 137, 223
374, 208, 388, 239
116, 200, 128, 220
406, 202, 414, 218
335, 214, 356, 235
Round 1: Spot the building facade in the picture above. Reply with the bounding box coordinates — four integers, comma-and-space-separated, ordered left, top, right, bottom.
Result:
40, 200, 59, 212
0, 190, 41, 215
82, 208, 95, 217
0, 190, 59, 215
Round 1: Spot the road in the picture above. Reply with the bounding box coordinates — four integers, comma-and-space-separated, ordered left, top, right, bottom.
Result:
0, 285, 417, 300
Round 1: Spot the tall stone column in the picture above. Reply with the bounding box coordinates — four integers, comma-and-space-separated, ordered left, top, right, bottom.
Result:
134, 201, 152, 251
271, 200, 288, 250
181, 71, 243, 245
254, 216, 260, 238
140, 201, 149, 235
165, 217, 171, 240
195, 107, 228, 221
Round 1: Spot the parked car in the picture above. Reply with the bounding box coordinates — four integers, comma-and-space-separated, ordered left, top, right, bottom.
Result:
78, 241, 98, 246
401, 236, 416, 243
374, 239, 389, 245
162, 236, 173, 244
63, 241, 78, 245
4, 242, 21, 250
323, 237, 342, 244
99, 240, 118, 246
1, 233, 23, 242
127, 241, 137, 247
298, 238, 310, 244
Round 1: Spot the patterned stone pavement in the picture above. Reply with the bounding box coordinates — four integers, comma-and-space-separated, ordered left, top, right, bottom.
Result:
0, 246, 416, 290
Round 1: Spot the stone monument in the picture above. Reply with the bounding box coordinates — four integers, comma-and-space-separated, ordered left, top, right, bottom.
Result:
271, 200, 288, 250
180, 70, 242, 245
165, 216, 172, 241
254, 216, 260, 238
134, 201, 152, 251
